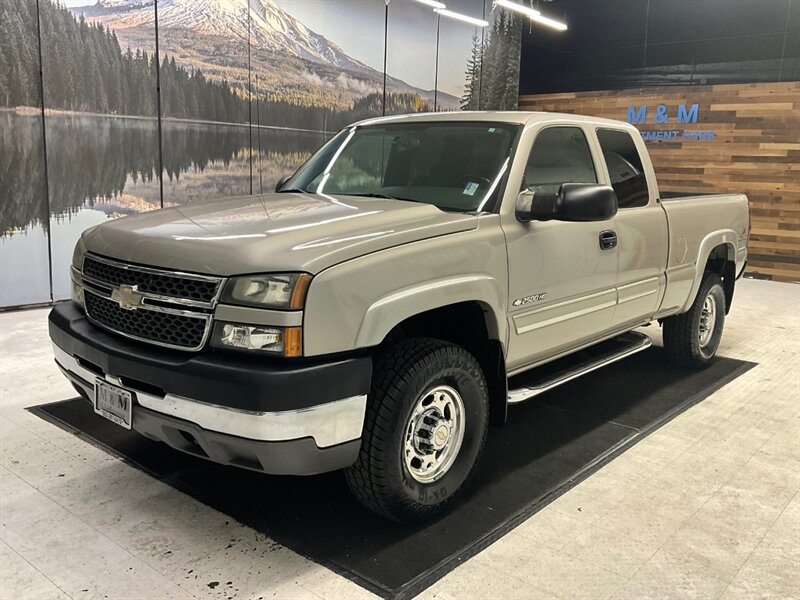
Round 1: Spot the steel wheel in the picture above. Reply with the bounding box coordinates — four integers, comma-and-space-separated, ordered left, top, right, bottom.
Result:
403, 385, 465, 484
698, 293, 717, 348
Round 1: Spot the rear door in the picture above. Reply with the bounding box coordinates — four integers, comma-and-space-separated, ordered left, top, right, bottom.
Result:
593, 127, 668, 328
502, 125, 618, 372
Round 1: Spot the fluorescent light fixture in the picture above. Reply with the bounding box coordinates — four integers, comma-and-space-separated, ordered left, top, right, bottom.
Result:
530, 13, 568, 31
416, 0, 447, 8
434, 8, 489, 27
494, 0, 540, 18
494, 0, 567, 31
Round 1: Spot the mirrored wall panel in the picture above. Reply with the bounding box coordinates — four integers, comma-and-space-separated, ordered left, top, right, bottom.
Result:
0, 0, 525, 308
40, 0, 161, 300
1, 0, 51, 306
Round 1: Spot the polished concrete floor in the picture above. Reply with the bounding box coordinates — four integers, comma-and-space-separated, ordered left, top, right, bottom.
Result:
1, 278, 798, 600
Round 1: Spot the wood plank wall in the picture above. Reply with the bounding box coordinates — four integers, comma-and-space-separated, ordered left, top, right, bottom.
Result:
519, 82, 800, 282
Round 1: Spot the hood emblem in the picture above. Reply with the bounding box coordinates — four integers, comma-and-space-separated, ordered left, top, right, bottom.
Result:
111, 284, 145, 310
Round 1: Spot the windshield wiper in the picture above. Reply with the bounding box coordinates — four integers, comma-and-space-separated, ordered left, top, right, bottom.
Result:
344, 192, 394, 199
343, 192, 423, 203
277, 188, 306, 193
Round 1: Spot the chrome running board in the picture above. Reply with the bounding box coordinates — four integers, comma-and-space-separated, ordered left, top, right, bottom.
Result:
507, 332, 652, 404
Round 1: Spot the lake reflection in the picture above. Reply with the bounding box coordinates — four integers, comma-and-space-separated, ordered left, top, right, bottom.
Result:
0, 112, 327, 306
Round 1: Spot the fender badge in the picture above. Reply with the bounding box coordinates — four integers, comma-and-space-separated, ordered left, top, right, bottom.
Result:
513, 293, 547, 307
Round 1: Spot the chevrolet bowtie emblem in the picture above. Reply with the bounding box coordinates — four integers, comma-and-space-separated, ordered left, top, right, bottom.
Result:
111, 284, 145, 310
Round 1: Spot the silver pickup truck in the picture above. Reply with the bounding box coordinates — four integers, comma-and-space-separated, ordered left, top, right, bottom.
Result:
50, 111, 749, 522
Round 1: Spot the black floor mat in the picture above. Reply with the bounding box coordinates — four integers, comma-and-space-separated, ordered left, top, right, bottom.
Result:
30, 348, 754, 599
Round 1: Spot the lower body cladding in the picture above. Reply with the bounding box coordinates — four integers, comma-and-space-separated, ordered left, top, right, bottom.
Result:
48, 302, 372, 475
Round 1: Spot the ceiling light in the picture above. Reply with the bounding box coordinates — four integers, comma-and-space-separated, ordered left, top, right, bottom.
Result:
433, 8, 489, 27
494, 0, 540, 18
530, 13, 568, 31
416, 0, 447, 8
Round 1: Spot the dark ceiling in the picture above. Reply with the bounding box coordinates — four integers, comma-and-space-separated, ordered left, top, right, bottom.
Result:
519, 0, 800, 94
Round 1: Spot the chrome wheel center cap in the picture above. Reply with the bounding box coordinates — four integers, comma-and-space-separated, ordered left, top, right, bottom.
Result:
432, 425, 450, 450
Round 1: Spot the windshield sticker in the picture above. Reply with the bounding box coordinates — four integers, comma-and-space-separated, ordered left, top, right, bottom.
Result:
463, 182, 479, 196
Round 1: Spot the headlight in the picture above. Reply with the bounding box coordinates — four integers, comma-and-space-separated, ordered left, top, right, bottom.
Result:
221, 273, 312, 309
211, 323, 303, 357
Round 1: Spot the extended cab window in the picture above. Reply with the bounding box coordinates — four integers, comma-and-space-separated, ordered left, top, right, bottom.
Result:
523, 127, 597, 193
597, 129, 649, 208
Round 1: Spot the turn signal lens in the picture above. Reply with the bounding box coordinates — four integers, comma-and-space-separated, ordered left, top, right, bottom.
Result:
71, 280, 85, 308
289, 274, 312, 309
70, 266, 85, 308
284, 327, 303, 357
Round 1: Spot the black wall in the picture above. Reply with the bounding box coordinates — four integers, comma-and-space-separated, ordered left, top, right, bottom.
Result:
520, 0, 800, 94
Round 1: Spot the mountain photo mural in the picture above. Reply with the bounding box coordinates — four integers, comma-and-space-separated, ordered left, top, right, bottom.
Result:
0, 0, 523, 307
71, 0, 460, 122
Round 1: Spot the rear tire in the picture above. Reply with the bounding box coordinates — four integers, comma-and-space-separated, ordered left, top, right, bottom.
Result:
663, 272, 726, 369
345, 338, 489, 523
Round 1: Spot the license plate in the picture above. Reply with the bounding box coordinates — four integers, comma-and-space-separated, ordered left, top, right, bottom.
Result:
94, 379, 133, 429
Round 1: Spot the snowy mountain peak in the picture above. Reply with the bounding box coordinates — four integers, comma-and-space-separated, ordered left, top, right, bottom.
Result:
77, 0, 369, 74
71, 0, 460, 108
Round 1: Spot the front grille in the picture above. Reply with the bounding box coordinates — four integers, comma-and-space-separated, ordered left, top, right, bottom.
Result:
85, 291, 209, 350
80, 254, 222, 351
83, 255, 220, 304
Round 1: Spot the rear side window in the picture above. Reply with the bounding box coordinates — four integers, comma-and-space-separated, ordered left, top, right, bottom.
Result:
597, 129, 649, 208
523, 127, 597, 193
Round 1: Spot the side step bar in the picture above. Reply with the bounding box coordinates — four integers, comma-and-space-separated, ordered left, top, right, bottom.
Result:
507, 332, 652, 404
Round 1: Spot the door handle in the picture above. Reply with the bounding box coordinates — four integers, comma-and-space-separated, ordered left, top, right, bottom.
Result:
599, 230, 617, 250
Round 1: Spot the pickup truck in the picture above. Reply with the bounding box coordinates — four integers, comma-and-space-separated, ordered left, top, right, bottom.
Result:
49, 111, 749, 522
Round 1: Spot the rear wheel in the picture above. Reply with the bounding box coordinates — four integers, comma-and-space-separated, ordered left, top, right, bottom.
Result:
345, 338, 489, 522
663, 272, 726, 368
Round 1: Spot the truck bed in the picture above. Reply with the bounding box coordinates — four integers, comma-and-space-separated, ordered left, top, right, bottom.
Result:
658, 192, 749, 315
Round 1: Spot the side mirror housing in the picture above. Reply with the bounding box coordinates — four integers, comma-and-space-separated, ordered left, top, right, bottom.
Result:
275, 175, 290, 192
516, 183, 618, 223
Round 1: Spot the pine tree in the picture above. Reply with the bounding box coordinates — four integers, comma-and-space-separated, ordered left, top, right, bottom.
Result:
0, 45, 9, 106
478, 13, 503, 110
461, 33, 483, 110
500, 14, 522, 110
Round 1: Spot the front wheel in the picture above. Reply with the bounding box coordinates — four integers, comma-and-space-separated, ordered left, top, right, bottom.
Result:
345, 338, 489, 522
663, 272, 726, 368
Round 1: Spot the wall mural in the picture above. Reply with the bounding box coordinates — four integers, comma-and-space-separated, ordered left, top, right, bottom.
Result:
0, 0, 522, 308
0, 0, 51, 307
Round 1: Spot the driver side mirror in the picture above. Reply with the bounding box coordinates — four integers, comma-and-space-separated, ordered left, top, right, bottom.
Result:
275, 175, 290, 192
516, 183, 618, 223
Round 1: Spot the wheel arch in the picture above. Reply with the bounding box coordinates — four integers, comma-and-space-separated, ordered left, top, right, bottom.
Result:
682, 233, 738, 315
378, 300, 509, 427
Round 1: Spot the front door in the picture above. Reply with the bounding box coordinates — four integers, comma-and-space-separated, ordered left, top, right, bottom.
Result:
502, 125, 618, 373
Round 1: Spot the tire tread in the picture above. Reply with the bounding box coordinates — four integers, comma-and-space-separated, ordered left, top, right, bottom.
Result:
663, 272, 725, 368
345, 338, 488, 522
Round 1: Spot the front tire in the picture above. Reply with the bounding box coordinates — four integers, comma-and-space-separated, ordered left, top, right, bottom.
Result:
345, 338, 489, 523
663, 272, 726, 369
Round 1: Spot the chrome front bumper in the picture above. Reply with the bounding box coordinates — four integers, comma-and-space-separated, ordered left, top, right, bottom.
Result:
53, 343, 367, 474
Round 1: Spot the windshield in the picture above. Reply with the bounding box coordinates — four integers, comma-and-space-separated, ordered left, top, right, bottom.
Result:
281, 122, 520, 212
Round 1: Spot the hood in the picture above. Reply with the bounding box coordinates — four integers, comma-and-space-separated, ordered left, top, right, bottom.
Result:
81, 192, 478, 275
